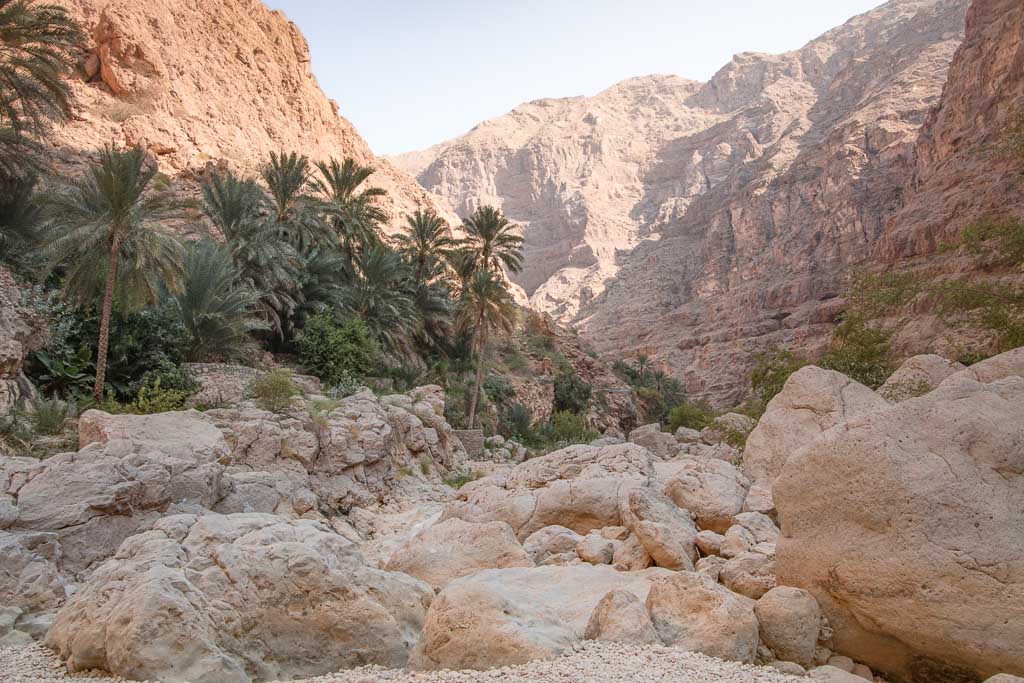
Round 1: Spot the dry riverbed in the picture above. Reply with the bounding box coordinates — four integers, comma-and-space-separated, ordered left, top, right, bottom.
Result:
2, 642, 806, 682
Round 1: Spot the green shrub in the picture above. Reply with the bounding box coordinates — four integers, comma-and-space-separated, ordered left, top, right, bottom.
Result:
127, 378, 191, 414
298, 313, 379, 387
248, 370, 301, 413
537, 411, 599, 449
750, 349, 808, 406
137, 361, 200, 396
499, 403, 535, 443
667, 400, 716, 432
32, 397, 73, 435
636, 386, 666, 424
552, 366, 591, 414
443, 471, 479, 489
818, 314, 894, 389
483, 374, 515, 407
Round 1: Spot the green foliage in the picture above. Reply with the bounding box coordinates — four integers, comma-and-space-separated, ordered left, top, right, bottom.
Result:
536, 411, 599, 450
818, 314, 895, 389
248, 369, 301, 413
31, 396, 72, 435
31, 346, 93, 397
126, 378, 191, 414
498, 403, 534, 443
667, 400, 716, 432
0, 173, 43, 271
552, 365, 592, 414
459, 205, 524, 275
170, 238, 266, 361
750, 349, 808, 407
442, 470, 479, 490
419, 456, 431, 475
483, 374, 514, 407
297, 312, 378, 386
138, 360, 199, 396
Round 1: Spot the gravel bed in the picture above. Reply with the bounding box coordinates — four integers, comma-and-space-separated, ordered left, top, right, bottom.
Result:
1, 641, 806, 683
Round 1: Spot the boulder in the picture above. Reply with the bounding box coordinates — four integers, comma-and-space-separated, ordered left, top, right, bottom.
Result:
575, 532, 615, 565
645, 571, 759, 663
742, 481, 775, 517
523, 525, 584, 565
700, 413, 756, 445
695, 529, 725, 556
809, 665, 866, 682
628, 423, 677, 459
742, 367, 887, 486
47, 513, 434, 683
442, 443, 654, 539
663, 457, 749, 533
985, 676, 1024, 683
733, 511, 780, 545
878, 354, 963, 401
775, 376, 1024, 682
620, 487, 698, 570
938, 347, 1024, 388
720, 552, 776, 599
583, 589, 660, 645
674, 427, 702, 444
78, 409, 229, 461
410, 564, 672, 670
612, 533, 653, 570
695, 556, 727, 581
384, 518, 532, 589
0, 531, 72, 614
720, 524, 756, 559
755, 586, 822, 668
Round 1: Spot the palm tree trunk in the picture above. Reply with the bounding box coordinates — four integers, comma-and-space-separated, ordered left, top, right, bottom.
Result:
467, 323, 487, 429
92, 237, 119, 401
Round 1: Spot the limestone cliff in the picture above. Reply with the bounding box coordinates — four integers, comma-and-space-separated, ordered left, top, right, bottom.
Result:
49, 0, 455, 224
395, 0, 971, 405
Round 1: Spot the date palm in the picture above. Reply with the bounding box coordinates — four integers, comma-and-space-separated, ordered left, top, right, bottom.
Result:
0, 172, 40, 267
341, 244, 417, 354
315, 157, 388, 260
457, 269, 516, 428
261, 151, 328, 251
0, 0, 83, 174
170, 238, 266, 361
461, 205, 524, 276
396, 209, 456, 286
44, 145, 185, 400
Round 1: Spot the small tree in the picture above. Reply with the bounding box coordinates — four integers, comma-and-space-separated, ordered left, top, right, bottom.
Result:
553, 365, 592, 414
297, 312, 378, 387
44, 145, 185, 400
457, 270, 516, 429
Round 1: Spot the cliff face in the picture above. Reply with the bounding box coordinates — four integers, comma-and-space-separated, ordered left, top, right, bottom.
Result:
395, 0, 971, 405
49, 0, 455, 224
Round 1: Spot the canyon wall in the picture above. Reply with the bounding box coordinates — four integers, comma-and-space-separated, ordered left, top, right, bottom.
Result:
395, 0, 973, 405
50, 0, 455, 224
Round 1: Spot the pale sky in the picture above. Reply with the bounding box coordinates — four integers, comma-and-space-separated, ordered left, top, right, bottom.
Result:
264, 1, 884, 156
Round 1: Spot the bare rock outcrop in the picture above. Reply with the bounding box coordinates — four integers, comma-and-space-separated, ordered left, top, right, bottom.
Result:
877, 354, 964, 401
0, 270, 44, 416
46, 513, 434, 683
774, 374, 1024, 681
395, 0, 971, 405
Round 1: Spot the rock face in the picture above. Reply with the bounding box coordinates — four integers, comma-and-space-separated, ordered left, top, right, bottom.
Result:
394, 0, 970, 405
52, 0, 453, 226
409, 565, 672, 670
742, 367, 887, 486
774, 375, 1024, 681
877, 354, 964, 401
0, 270, 44, 417
46, 513, 434, 683
383, 518, 532, 589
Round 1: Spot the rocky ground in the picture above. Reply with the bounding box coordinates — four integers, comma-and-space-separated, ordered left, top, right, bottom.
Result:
2, 642, 807, 683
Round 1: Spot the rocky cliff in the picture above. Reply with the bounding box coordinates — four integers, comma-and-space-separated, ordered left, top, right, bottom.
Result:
394, 0, 972, 405
48, 0, 454, 224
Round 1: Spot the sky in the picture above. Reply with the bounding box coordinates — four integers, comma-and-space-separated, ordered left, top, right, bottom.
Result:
264, 1, 884, 156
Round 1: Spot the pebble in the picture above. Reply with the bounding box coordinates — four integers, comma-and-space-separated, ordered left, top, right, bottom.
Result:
1, 641, 806, 683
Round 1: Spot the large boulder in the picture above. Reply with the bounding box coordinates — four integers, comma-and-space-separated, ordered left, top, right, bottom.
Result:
775, 376, 1024, 682
755, 586, 822, 668
0, 531, 72, 614
47, 513, 433, 683
938, 347, 1024, 388
628, 423, 677, 459
78, 409, 229, 460
877, 354, 963, 402
410, 564, 672, 670
442, 443, 655, 539
663, 457, 749, 533
620, 487, 698, 570
384, 518, 532, 589
522, 525, 583, 565
645, 571, 759, 664
742, 367, 887, 486
583, 589, 659, 645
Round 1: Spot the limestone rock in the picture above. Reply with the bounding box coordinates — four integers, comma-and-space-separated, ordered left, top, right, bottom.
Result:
939, 347, 1024, 388
645, 571, 759, 664
877, 354, 963, 401
695, 530, 725, 557
575, 532, 615, 565
809, 666, 866, 683
410, 565, 672, 670
733, 512, 780, 545
78, 409, 229, 460
775, 376, 1024, 682
755, 586, 822, 668
742, 367, 887, 486
523, 525, 584, 566
47, 513, 433, 682
620, 487, 697, 570
612, 533, 654, 571
583, 589, 660, 645
663, 457, 749, 533
442, 442, 655, 539
720, 552, 777, 599
0, 532, 72, 614
627, 424, 677, 459
384, 518, 532, 589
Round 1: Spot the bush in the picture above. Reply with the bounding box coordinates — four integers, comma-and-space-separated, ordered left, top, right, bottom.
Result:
248, 370, 301, 413
499, 403, 534, 442
298, 313, 379, 387
483, 374, 515, 407
552, 366, 591, 414
818, 314, 894, 389
126, 378, 192, 414
750, 349, 807, 406
667, 400, 716, 432
32, 397, 73, 435
536, 411, 599, 449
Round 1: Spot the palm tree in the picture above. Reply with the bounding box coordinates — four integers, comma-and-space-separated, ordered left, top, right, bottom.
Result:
460, 205, 524, 276
170, 238, 266, 361
457, 269, 516, 428
634, 354, 651, 380
261, 151, 328, 251
315, 157, 388, 260
341, 244, 418, 354
43, 145, 185, 400
395, 209, 456, 286
201, 169, 302, 338
0, 0, 83, 175
0, 172, 41, 267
